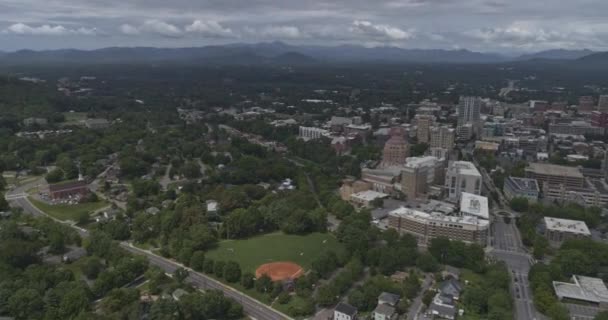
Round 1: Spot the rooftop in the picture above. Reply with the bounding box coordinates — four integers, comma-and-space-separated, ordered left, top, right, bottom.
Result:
544, 217, 590, 235
554, 275, 608, 304
505, 177, 540, 193
389, 207, 489, 228
405, 156, 440, 169
373, 303, 396, 317
448, 161, 481, 177
526, 163, 584, 179
335, 302, 357, 316
460, 193, 489, 220
351, 190, 389, 202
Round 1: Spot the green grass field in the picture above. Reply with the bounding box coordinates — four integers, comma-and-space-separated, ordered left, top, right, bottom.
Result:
63, 112, 87, 123
29, 197, 109, 221
206, 232, 344, 273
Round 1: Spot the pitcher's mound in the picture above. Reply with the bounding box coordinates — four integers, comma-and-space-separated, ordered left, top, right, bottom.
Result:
255, 262, 304, 282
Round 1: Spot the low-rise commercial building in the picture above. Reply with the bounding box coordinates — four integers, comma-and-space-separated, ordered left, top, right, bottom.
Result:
544, 178, 608, 207
48, 180, 89, 201
554, 275, 608, 309
298, 126, 328, 141
503, 177, 540, 202
350, 190, 389, 208
525, 163, 585, 189
544, 217, 591, 247
549, 121, 605, 136
387, 200, 489, 246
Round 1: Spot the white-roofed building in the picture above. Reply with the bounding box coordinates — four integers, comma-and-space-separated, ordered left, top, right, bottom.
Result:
350, 190, 389, 208
460, 193, 489, 220
445, 161, 482, 202
554, 275, 608, 309
387, 206, 489, 246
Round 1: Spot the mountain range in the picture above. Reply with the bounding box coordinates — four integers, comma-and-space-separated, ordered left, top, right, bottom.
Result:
0, 42, 603, 66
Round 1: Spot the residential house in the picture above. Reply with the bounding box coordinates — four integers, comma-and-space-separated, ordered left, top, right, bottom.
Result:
373, 292, 400, 320
427, 279, 463, 320
334, 302, 357, 320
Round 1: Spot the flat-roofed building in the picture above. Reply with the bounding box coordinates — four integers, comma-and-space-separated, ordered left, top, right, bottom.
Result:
554, 275, 608, 309
430, 126, 455, 150
549, 121, 605, 136
387, 206, 489, 246
525, 163, 585, 189
401, 156, 445, 200
460, 192, 489, 220
299, 126, 328, 141
544, 217, 591, 247
362, 167, 403, 194
544, 179, 608, 207
445, 161, 482, 202
350, 190, 389, 208
415, 114, 436, 143
503, 177, 540, 202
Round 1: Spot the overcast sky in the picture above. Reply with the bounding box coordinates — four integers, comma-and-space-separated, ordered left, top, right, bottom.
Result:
1, 0, 607, 52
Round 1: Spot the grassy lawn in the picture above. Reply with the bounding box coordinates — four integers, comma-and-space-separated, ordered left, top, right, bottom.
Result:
206, 232, 344, 273
28, 197, 109, 221
63, 112, 87, 123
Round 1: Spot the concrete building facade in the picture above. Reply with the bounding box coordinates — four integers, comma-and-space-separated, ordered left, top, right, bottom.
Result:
445, 161, 482, 202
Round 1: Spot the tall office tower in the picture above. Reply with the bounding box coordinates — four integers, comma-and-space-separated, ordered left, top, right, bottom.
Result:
599, 95, 608, 113
457, 96, 481, 140
380, 127, 409, 167
458, 96, 481, 125
415, 114, 436, 144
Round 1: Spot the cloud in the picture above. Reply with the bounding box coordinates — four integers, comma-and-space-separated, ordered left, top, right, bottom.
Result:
350, 20, 414, 41
3, 23, 99, 36
185, 20, 234, 38
120, 24, 140, 35
246, 25, 306, 39
140, 20, 182, 37
464, 21, 568, 48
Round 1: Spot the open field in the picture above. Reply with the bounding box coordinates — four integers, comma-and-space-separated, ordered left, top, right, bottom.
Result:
28, 197, 109, 221
206, 232, 344, 273
63, 112, 87, 123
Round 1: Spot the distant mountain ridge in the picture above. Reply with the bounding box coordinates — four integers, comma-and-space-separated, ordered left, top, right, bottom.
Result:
516, 49, 594, 61
0, 42, 603, 66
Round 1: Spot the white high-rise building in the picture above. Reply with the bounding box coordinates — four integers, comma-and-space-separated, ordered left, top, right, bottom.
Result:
457, 96, 481, 140
445, 161, 482, 202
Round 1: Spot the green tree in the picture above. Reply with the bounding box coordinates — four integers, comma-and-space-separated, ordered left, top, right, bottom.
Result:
203, 259, 215, 274
81, 256, 103, 279
241, 272, 255, 289
223, 261, 242, 283
422, 290, 435, 307
510, 197, 529, 212
214, 261, 226, 278
174, 268, 189, 284
416, 253, 439, 272
255, 274, 273, 293
8, 288, 43, 320
547, 303, 569, 320
595, 311, 608, 320
190, 251, 205, 272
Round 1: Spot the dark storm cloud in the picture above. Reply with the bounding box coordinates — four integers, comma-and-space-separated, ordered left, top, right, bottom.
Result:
0, 0, 607, 51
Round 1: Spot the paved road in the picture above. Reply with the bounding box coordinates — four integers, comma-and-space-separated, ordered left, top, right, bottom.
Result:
121, 244, 290, 320
407, 274, 433, 320
467, 151, 543, 320
6, 187, 289, 320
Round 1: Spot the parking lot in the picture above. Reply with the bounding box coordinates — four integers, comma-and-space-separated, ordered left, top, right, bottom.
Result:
565, 303, 601, 320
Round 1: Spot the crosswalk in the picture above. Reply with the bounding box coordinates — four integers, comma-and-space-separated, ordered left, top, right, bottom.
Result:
4, 193, 27, 200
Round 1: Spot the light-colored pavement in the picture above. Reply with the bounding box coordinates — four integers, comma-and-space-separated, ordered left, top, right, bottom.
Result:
407, 274, 433, 320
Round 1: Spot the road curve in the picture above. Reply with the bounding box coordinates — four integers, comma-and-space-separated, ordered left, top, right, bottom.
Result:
6, 192, 290, 320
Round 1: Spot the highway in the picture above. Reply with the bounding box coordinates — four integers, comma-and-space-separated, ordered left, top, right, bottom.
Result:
5, 181, 290, 320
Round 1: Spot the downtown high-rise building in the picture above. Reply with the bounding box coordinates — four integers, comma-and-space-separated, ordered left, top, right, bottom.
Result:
457, 96, 482, 140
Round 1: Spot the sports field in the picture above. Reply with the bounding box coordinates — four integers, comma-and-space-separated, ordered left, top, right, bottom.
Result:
206, 232, 344, 273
